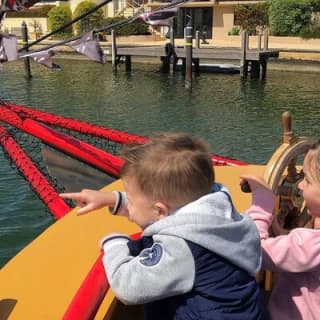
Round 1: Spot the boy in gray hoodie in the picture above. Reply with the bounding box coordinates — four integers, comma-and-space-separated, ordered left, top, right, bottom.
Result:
61, 132, 266, 320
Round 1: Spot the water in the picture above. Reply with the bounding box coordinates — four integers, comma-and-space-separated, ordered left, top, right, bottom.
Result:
0, 58, 320, 267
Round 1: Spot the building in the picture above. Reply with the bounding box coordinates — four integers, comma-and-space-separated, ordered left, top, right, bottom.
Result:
1, 0, 263, 40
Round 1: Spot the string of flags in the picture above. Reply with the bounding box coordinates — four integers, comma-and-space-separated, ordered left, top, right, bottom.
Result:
0, 0, 191, 70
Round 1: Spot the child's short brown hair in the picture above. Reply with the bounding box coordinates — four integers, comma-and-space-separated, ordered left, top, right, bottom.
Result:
120, 132, 214, 207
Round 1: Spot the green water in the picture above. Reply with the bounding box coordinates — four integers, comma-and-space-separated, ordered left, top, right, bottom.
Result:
0, 58, 319, 267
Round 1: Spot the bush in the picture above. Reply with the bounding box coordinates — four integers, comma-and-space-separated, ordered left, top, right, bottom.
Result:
228, 26, 241, 36
268, 0, 314, 36
48, 5, 73, 39
102, 17, 150, 36
234, 3, 269, 35
73, 1, 104, 35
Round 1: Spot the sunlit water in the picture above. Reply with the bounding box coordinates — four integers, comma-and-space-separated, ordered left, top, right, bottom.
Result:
0, 58, 320, 267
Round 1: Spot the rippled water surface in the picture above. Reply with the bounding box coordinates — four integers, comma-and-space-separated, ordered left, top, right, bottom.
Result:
0, 58, 320, 267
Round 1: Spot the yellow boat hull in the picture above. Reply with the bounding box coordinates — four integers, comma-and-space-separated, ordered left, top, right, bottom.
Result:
0, 165, 265, 319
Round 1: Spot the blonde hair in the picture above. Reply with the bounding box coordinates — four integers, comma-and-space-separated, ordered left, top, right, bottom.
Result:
305, 140, 320, 185
120, 132, 214, 207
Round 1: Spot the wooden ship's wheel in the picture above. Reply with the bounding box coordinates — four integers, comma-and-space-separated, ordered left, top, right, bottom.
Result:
261, 111, 317, 291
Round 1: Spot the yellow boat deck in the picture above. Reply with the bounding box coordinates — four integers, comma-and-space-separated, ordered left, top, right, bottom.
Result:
0, 165, 265, 319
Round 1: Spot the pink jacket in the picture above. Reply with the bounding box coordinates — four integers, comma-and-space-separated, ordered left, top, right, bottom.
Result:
247, 189, 320, 320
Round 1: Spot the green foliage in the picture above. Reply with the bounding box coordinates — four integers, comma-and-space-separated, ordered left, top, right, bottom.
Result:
73, 1, 104, 35
48, 5, 73, 39
6, 5, 54, 17
228, 26, 240, 36
268, 0, 316, 36
234, 3, 269, 35
299, 11, 320, 38
103, 17, 150, 36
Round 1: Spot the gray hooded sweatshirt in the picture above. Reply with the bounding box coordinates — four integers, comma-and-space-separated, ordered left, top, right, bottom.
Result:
102, 189, 261, 305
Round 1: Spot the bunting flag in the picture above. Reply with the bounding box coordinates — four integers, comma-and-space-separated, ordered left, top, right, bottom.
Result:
1, 0, 40, 12
135, 7, 178, 26
69, 31, 106, 64
21, 49, 61, 70
0, 33, 17, 63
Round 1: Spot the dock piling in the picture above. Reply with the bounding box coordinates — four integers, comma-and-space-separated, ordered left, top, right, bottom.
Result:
111, 30, 117, 72
240, 31, 248, 79
184, 19, 193, 86
21, 21, 32, 79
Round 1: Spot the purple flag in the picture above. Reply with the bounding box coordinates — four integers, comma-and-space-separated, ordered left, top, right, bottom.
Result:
69, 31, 105, 64
0, 33, 17, 63
21, 49, 61, 70
137, 7, 178, 26
1, 0, 40, 11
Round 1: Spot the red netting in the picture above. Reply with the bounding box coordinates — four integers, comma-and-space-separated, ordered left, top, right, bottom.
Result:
0, 101, 248, 219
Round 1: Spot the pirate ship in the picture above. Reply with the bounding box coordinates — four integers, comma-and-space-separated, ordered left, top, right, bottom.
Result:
0, 101, 316, 319
0, 2, 316, 318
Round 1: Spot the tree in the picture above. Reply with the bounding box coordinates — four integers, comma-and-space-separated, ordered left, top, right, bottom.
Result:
48, 5, 73, 39
234, 3, 269, 35
73, 1, 104, 35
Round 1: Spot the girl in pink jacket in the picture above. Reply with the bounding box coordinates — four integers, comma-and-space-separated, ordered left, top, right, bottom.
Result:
242, 140, 320, 320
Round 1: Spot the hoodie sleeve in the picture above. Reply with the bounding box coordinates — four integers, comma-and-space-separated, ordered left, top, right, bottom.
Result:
246, 189, 320, 273
261, 229, 320, 272
102, 234, 195, 305
246, 188, 275, 240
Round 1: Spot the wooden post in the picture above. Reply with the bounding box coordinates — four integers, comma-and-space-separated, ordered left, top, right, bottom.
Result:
240, 31, 248, 79
195, 30, 200, 48
258, 34, 262, 51
261, 59, 267, 80
125, 55, 131, 72
250, 61, 260, 79
111, 29, 117, 72
185, 20, 193, 87
263, 28, 269, 50
193, 58, 200, 74
21, 21, 32, 79
169, 18, 175, 48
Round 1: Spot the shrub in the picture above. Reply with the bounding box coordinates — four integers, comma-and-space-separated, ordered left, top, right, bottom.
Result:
73, 1, 104, 35
234, 3, 269, 35
48, 5, 73, 39
268, 0, 314, 36
102, 17, 150, 36
228, 26, 241, 36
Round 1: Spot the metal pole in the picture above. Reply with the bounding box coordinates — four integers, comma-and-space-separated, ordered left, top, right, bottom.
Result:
185, 16, 193, 87
21, 21, 32, 79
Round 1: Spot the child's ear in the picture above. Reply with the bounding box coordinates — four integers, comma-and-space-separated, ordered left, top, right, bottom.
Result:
155, 202, 170, 219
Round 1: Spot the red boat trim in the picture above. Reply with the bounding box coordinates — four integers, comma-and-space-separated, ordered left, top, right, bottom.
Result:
63, 232, 141, 320
62, 251, 109, 320
0, 124, 70, 218
211, 154, 248, 166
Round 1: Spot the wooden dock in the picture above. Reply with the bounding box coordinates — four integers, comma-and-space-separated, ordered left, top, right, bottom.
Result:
104, 31, 279, 80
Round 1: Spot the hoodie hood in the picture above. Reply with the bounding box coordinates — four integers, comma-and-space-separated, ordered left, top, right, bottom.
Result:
143, 191, 261, 275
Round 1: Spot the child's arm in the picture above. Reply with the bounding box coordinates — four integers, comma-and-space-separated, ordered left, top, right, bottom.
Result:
241, 175, 320, 273
260, 228, 320, 273
241, 174, 276, 239
60, 189, 128, 216
101, 234, 195, 305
